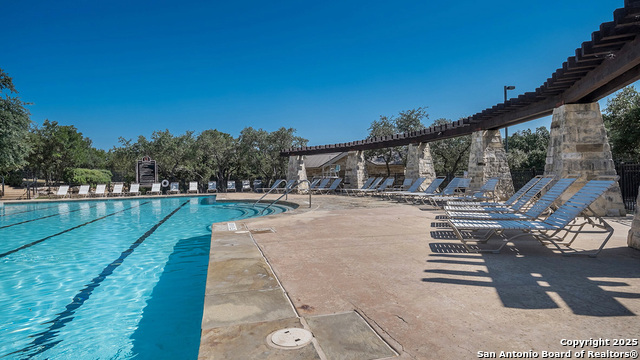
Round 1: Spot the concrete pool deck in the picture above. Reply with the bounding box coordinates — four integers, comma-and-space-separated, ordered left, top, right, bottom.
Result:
200, 192, 640, 359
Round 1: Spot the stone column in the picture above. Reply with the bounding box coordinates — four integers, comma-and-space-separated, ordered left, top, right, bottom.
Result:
467, 130, 515, 201
627, 190, 640, 250
287, 155, 308, 192
344, 151, 367, 189
406, 143, 436, 190
543, 103, 625, 217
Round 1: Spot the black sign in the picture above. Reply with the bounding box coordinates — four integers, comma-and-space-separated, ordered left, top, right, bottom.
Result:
136, 158, 157, 184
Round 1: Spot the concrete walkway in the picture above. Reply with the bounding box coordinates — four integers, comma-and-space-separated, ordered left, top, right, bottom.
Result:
200, 193, 640, 359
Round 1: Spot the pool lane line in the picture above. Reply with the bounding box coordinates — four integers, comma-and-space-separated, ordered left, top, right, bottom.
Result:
0, 201, 151, 259
0, 204, 59, 217
9, 200, 189, 359
0, 202, 104, 229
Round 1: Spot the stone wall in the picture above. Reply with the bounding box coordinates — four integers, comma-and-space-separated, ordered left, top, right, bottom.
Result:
467, 130, 514, 200
543, 103, 625, 217
405, 143, 436, 190
286, 155, 308, 192
344, 151, 367, 189
627, 190, 640, 250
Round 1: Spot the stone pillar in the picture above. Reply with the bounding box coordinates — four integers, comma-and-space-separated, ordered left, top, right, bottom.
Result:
406, 143, 436, 190
344, 151, 367, 189
543, 103, 625, 217
287, 155, 308, 192
627, 190, 640, 250
467, 130, 515, 201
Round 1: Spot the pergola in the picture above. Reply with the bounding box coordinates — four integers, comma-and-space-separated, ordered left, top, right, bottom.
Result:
282, 0, 640, 157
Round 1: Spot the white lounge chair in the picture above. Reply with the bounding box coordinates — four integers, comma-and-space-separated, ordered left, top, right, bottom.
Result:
379, 177, 426, 199
207, 181, 217, 193
446, 177, 577, 220
149, 183, 162, 195
394, 177, 445, 202
77, 184, 90, 198
226, 181, 236, 192
241, 180, 251, 192
55, 185, 69, 198
432, 177, 500, 203
355, 177, 395, 196
111, 183, 124, 197
446, 175, 545, 208
93, 184, 107, 197
188, 181, 199, 193
448, 177, 618, 257
407, 177, 466, 204
128, 183, 141, 196
168, 182, 180, 194
444, 175, 555, 213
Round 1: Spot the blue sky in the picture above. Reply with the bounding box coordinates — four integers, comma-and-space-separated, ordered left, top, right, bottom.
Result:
2, 0, 635, 150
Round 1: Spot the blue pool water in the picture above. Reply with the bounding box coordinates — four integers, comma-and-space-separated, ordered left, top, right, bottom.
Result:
0, 197, 290, 359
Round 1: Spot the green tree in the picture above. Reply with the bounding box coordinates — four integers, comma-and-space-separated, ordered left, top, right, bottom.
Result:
237, 127, 307, 185
0, 68, 31, 177
505, 127, 550, 169
27, 120, 98, 183
193, 129, 238, 185
366, 107, 428, 175
603, 86, 640, 162
429, 118, 471, 178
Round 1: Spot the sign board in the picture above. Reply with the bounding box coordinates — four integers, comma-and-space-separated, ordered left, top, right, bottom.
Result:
136, 156, 157, 185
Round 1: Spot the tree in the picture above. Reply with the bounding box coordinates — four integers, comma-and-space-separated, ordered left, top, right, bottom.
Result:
603, 86, 640, 162
237, 127, 307, 185
27, 120, 98, 183
366, 107, 428, 175
193, 129, 238, 185
505, 127, 550, 169
429, 118, 471, 178
0, 68, 31, 176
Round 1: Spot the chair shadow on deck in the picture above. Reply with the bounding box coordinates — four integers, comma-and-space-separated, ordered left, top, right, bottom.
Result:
424, 225, 640, 317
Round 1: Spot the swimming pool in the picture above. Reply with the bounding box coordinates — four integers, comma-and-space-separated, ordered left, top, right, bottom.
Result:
0, 197, 291, 359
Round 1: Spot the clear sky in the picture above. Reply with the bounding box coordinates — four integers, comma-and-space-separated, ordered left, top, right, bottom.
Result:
2, 0, 635, 151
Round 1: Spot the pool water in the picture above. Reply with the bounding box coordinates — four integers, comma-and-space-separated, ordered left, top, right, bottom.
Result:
0, 197, 290, 359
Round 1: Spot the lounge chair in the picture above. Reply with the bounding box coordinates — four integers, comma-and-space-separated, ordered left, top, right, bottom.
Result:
316, 178, 342, 194
346, 177, 383, 196
444, 175, 555, 213
355, 177, 394, 196
188, 181, 198, 193
447, 177, 618, 256
393, 177, 445, 202
446, 177, 577, 220
253, 180, 263, 192
407, 177, 466, 204
258, 179, 285, 193
241, 180, 251, 192
310, 178, 331, 193
77, 184, 90, 198
226, 181, 236, 192
55, 185, 69, 198
128, 183, 141, 196
207, 181, 217, 193
379, 177, 426, 199
341, 177, 375, 196
276, 179, 296, 193
111, 183, 124, 197
168, 182, 180, 194
149, 183, 162, 195
93, 184, 107, 197
446, 175, 545, 208
431, 177, 499, 204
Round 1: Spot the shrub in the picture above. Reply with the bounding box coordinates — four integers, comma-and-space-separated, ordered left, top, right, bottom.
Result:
63, 168, 112, 185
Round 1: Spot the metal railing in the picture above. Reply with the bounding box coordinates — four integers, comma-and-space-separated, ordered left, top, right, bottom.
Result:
258, 180, 312, 214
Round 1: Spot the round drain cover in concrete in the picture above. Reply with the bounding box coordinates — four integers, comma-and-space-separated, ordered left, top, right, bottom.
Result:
267, 328, 313, 349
